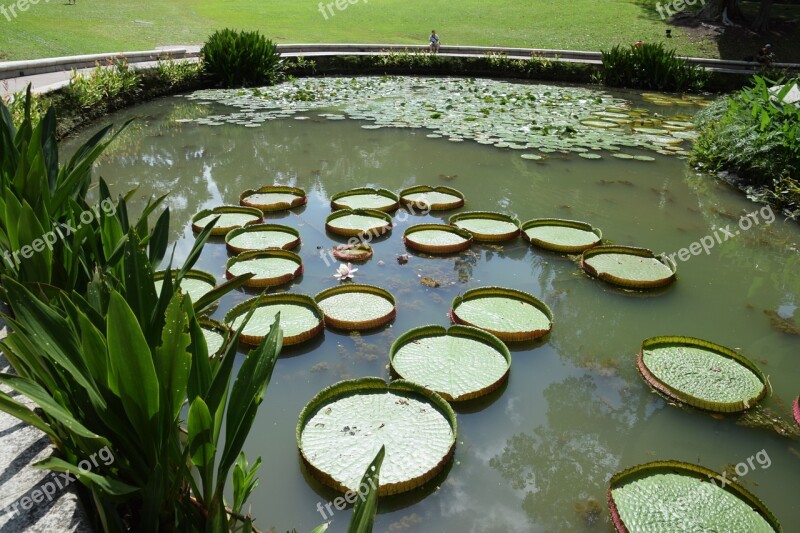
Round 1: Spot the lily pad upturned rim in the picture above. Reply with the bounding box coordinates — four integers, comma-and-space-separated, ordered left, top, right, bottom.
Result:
224, 293, 324, 346
521, 218, 603, 253
403, 224, 474, 254
190, 205, 263, 235
637, 336, 768, 413
296, 377, 457, 496
239, 185, 308, 211
225, 249, 303, 288
580, 245, 677, 289
793, 396, 800, 427
324, 208, 394, 238
224, 223, 301, 254
332, 243, 373, 262
398, 185, 466, 211
389, 324, 511, 401
450, 286, 553, 342
198, 317, 230, 357
448, 211, 521, 242
154, 269, 217, 287
314, 284, 397, 331
330, 187, 400, 212
608, 460, 781, 533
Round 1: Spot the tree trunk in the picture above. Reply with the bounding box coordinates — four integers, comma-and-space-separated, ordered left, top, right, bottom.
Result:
697, 0, 742, 23
751, 0, 773, 33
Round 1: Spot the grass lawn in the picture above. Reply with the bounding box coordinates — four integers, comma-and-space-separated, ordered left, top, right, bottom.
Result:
0, 0, 797, 61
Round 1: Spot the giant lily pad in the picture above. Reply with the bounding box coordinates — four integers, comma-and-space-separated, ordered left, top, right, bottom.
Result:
390, 325, 511, 401
240, 185, 307, 211
332, 243, 373, 262
225, 249, 303, 288
191, 206, 262, 235
315, 284, 396, 331
399, 186, 465, 211
403, 224, 473, 254
225, 224, 301, 254
154, 270, 216, 302
199, 317, 230, 357
637, 336, 768, 413
450, 287, 552, 342
448, 211, 520, 243
325, 209, 393, 238
609, 460, 780, 533
521, 218, 602, 253
581, 245, 676, 289
225, 293, 323, 346
297, 378, 456, 495
331, 188, 399, 212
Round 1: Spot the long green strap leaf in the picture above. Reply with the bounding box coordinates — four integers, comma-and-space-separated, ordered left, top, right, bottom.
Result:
106, 290, 159, 449
347, 445, 385, 533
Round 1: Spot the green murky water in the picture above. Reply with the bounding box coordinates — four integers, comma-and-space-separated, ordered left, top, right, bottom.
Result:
65, 79, 800, 533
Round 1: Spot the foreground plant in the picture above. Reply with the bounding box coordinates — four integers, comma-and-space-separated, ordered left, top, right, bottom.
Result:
0, 89, 168, 298
0, 221, 273, 530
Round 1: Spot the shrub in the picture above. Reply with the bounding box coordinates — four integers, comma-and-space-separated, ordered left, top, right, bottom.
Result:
66, 59, 141, 108
600, 43, 707, 92
155, 57, 203, 88
694, 76, 800, 216
201, 29, 283, 87
1, 88, 47, 126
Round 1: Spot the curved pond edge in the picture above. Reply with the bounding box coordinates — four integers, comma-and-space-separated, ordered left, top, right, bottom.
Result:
8, 44, 792, 140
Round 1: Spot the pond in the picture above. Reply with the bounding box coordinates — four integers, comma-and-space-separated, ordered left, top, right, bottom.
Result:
65, 77, 800, 533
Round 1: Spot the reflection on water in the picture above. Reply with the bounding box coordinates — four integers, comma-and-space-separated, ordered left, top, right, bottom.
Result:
65, 89, 800, 533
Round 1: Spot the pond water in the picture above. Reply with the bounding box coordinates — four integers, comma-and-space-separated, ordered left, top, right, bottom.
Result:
65, 77, 800, 533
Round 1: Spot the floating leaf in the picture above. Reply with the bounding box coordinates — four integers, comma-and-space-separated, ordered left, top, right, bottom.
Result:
403, 224, 473, 254
333, 243, 373, 262
225, 293, 323, 346
225, 224, 301, 254
199, 317, 230, 357
448, 211, 520, 243
331, 188, 399, 212
154, 270, 215, 302
637, 336, 768, 413
315, 284, 396, 331
581, 245, 676, 289
450, 286, 552, 342
390, 325, 510, 401
399, 185, 465, 211
240, 185, 307, 212
581, 119, 619, 128
191, 206, 262, 235
609, 461, 780, 533
297, 378, 456, 495
325, 209, 393, 238
521, 219, 602, 253
225, 249, 303, 288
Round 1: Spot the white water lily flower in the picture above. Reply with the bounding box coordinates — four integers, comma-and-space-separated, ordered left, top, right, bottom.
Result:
334, 263, 358, 281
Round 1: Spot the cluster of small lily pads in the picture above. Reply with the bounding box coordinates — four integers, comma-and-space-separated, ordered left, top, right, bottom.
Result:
182, 76, 703, 160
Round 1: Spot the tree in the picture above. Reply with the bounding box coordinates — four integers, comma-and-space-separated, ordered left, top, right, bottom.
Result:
695, 0, 743, 25
752, 0, 774, 33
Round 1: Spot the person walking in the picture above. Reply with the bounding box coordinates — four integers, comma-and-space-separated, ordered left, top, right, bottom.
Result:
429, 30, 440, 54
